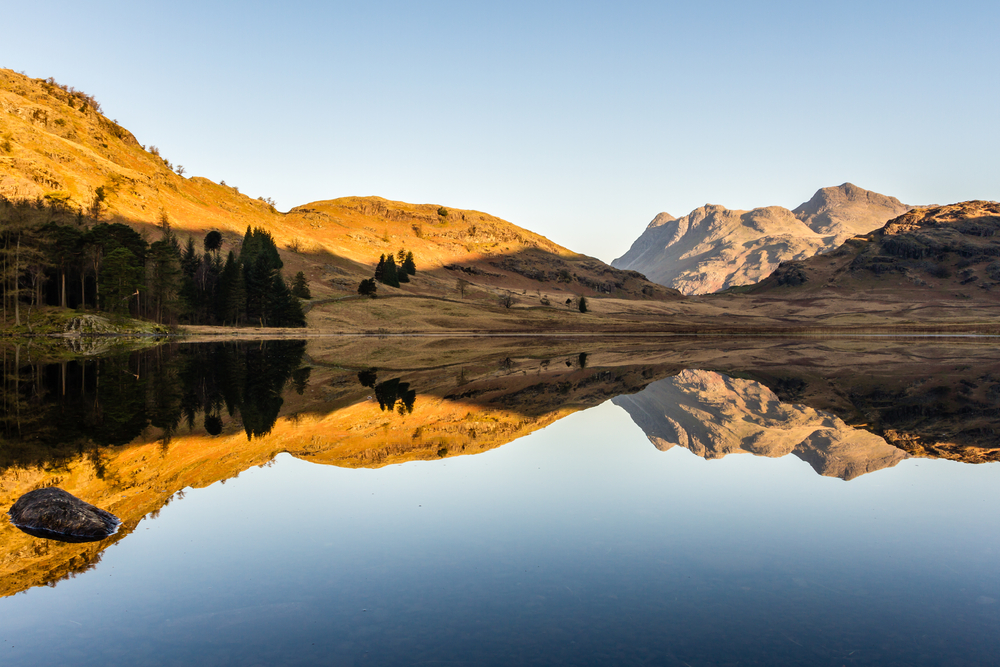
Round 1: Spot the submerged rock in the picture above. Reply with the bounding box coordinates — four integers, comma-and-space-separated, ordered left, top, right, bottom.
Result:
7, 488, 120, 542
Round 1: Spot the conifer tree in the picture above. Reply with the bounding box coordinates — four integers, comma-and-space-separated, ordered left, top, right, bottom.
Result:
402, 251, 416, 276
181, 237, 199, 278
384, 254, 400, 287
291, 271, 311, 298
374, 254, 386, 283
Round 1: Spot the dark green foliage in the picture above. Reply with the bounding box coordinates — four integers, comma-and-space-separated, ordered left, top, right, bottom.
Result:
358, 278, 378, 298
374, 254, 386, 283
235, 227, 303, 327
437, 206, 448, 217
395, 248, 410, 282
265, 273, 306, 327
99, 247, 142, 313
0, 198, 302, 327
204, 230, 223, 254
181, 237, 199, 277
147, 237, 183, 323
402, 251, 416, 276
578, 296, 588, 313
383, 255, 400, 287
0, 341, 307, 471
291, 271, 311, 298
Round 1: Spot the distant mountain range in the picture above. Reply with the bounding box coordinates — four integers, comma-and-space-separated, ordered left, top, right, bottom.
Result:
747, 200, 1000, 296
612, 183, 910, 294
612, 369, 907, 480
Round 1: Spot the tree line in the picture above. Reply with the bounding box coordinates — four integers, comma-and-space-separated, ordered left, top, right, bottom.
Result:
358, 247, 417, 297
0, 340, 308, 471
0, 196, 305, 327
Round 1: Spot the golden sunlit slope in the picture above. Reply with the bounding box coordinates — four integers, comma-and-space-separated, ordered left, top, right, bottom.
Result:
0, 348, 671, 598
0, 68, 677, 307
0, 69, 281, 234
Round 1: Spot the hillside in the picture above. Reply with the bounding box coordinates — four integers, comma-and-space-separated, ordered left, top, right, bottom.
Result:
0, 68, 676, 324
747, 201, 1000, 297
612, 183, 909, 294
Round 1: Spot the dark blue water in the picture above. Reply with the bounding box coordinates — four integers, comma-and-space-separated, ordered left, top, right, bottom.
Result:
3, 400, 1000, 666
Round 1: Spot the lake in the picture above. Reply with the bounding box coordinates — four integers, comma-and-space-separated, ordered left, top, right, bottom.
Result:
1, 337, 999, 666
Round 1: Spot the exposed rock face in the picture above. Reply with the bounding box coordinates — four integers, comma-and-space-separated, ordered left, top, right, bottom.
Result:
794, 183, 909, 239
748, 200, 1000, 295
612, 370, 908, 480
612, 184, 910, 294
8, 488, 120, 542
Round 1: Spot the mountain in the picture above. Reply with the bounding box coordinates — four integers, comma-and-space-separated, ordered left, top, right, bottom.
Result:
612, 370, 907, 480
747, 200, 1000, 297
0, 68, 676, 311
611, 184, 910, 294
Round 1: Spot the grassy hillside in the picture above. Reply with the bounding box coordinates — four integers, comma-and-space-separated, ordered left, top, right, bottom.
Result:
0, 68, 676, 328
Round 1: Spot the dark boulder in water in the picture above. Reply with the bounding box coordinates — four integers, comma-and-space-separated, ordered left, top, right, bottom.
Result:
7, 488, 120, 542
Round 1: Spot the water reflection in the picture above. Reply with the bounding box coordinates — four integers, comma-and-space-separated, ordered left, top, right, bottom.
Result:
613, 370, 907, 480
1, 337, 1000, 599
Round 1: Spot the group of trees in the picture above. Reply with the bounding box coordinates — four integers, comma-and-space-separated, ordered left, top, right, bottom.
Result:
359, 248, 416, 297
0, 196, 306, 328
0, 340, 308, 472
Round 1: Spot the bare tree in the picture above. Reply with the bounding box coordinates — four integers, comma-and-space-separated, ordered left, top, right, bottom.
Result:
498, 291, 516, 309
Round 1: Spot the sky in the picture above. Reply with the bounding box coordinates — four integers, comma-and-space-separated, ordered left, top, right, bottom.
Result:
2, 0, 998, 262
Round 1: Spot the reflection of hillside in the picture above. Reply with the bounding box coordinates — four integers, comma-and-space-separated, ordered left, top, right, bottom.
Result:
5, 337, 1000, 598
0, 348, 673, 597
612, 370, 907, 480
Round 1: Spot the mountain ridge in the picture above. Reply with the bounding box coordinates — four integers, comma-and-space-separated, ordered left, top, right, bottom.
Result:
612, 183, 910, 294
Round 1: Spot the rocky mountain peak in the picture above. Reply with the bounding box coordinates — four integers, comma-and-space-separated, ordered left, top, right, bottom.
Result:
646, 212, 676, 229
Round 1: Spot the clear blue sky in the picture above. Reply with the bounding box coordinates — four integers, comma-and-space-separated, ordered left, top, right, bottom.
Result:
3, 0, 998, 262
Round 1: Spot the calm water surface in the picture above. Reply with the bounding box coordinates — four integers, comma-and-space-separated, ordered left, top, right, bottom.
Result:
2, 340, 999, 666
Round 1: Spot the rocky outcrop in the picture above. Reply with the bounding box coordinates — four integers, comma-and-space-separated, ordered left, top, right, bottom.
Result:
8, 488, 120, 542
748, 200, 1000, 295
794, 183, 909, 239
612, 184, 909, 294
612, 370, 908, 480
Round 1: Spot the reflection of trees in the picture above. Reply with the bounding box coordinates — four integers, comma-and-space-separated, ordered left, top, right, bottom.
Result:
356, 369, 416, 414
0, 340, 306, 469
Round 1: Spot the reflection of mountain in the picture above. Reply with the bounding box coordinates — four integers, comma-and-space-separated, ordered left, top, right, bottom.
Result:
5, 337, 1000, 598
612, 370, 907, 480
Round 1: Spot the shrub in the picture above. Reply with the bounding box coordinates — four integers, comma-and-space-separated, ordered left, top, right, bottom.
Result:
358, 278, 378, 298
438, 206, 448, 217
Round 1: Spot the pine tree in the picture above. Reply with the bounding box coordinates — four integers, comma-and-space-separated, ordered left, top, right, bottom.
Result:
374, 254, 386, 283
291, 271, 311, 298
266, 273, 306, 327
148, 238, 182, 323
402, 251, 416, 276
384, 254, 400, 287
181, 237, 199, 278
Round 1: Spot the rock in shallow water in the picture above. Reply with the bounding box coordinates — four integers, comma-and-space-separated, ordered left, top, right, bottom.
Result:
7, 488, 120, 542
